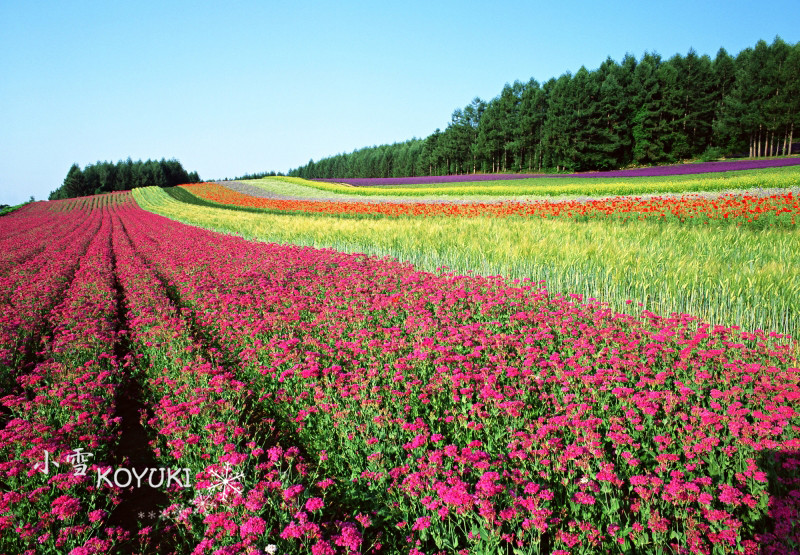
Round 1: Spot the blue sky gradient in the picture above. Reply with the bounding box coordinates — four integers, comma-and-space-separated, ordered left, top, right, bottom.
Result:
2, 0, 799, 204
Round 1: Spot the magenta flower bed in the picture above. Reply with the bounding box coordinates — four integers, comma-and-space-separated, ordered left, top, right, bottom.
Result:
311, 158, 800, 186
0, 200, 129, 553
1, 193, 799, 554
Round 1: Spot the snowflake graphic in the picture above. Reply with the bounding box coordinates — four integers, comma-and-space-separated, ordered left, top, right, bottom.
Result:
208, 463, 244, 501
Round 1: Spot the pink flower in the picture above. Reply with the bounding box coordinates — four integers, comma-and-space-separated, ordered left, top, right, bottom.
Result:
311, 540, 335, 555
51, 495, 80, 520
280, 521, 303, 539
88, 509, 106, 523
305, 497, 324, 512
718, 484, 742, 506
334, 522, 362, 550
240, 516, 266, 539
282, 484, 304, 501
412, 516, 431, 531
698, 492, 713, 505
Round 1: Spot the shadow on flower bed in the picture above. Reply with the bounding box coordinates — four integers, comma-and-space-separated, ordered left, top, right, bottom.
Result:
757, 449, 800, 554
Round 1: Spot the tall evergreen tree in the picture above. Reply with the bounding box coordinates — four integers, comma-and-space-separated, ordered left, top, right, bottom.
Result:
516, 80, 546, 172
631, 53, 666, 164
711, 48, 737, 148
60, 164, 85, 199
597, 58, 632, 168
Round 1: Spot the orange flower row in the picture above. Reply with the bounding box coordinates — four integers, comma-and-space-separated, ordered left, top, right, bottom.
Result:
180, 183, 799, 227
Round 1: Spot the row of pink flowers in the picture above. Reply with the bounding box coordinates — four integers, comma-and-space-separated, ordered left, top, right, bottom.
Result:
0, 199, 132, 553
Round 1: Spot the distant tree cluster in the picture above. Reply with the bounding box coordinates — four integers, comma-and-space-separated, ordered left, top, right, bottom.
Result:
222, 170, 286, 181
49, 158, 201, 200
291, 38, 800, 179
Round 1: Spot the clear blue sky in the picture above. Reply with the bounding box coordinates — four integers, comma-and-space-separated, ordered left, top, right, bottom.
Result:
1, 0, 798, 204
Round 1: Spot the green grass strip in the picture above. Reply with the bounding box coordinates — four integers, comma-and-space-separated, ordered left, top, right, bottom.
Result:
0, 200, 32, 216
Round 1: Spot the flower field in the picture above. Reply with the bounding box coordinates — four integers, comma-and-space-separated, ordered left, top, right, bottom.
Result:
2, 187, 799, 554
135, 184, 800, 344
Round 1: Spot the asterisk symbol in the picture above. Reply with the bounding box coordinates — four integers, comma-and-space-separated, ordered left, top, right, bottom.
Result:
148, 511, 156, 519
138, 511, 145, 519
192, 494, 214, 514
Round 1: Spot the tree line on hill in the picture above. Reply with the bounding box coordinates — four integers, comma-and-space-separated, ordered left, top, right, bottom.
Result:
221, 170, 286, 181
49, 158, 201, 200
290, 37, 800, 179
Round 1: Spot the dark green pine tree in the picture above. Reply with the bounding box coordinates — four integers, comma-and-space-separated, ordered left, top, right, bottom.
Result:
710, 48, 737, 149
658, 54, 689, 161
475, 101, 504, 173
678, 49, 716, 156
498, 82, 523, 172
781, 42, 800, 154
747, 40, 773, 156
64, 164, 87, 197
540, 74, 575, 171
631, 53, 667, 165
571, 66, 610, 171
441, 108, 472, 174
763, 37, 792, 157
516, 80, 546, 172
464, 98, 486, 174
476, 84, 521, 173
49, 164, 84, 199
597, 57, 632, 169
421, 129, 443, 175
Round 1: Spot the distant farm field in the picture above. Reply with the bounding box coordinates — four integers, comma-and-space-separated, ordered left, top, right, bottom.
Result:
261, 159, 800, 198
2, 162, 799, 554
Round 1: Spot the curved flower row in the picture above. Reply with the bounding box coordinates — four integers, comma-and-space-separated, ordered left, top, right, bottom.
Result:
181, 183, 799, 228
0, 204, 102, 382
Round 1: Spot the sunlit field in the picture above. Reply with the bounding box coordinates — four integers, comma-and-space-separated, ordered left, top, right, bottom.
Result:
2, 161, 799, 554
135, 180, 800, 341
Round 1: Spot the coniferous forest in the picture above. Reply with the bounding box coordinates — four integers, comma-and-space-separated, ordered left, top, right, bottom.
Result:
290, 38, 800, 179
49, 158, 201, 200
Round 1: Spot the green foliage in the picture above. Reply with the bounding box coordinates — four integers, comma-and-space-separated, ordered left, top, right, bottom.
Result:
289, 37, 800, 179
49, 158, 201, 200
0, 200, 32, 216
699, 146, 724, 162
